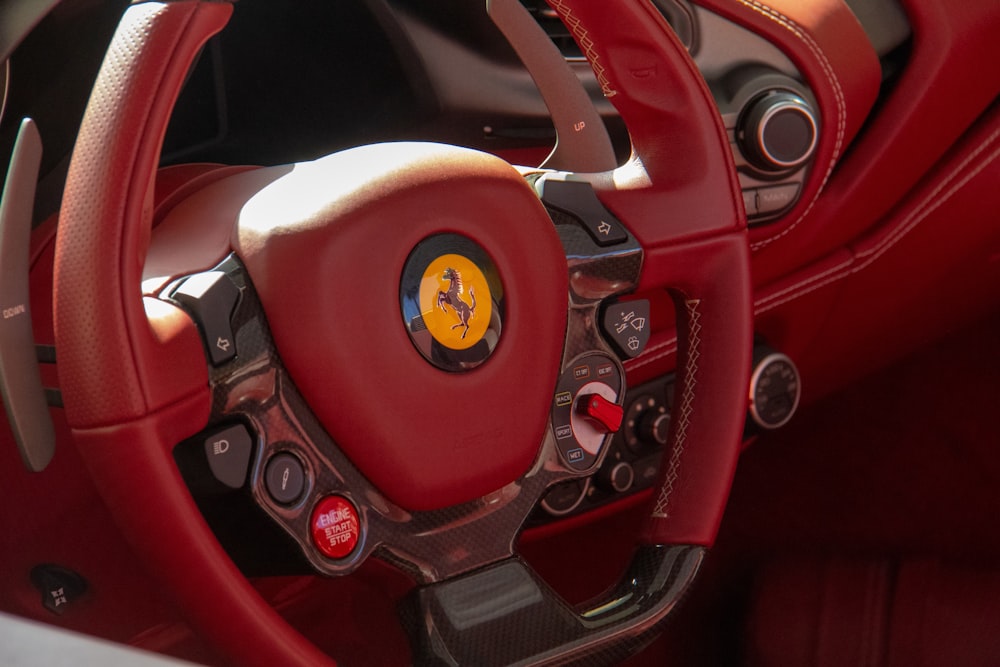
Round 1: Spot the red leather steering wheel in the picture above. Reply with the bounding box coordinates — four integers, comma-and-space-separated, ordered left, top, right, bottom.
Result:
54, 1, 751, 665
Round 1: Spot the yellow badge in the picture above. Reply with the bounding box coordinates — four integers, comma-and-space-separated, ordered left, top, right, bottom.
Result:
419, 254, 492, 350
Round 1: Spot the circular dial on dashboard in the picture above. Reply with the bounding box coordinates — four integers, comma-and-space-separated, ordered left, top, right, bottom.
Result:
748, 351, 801, 429
623, 393, 670, 453
739, 91, 818, 172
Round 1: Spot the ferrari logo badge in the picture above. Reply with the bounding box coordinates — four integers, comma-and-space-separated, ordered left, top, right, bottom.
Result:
419, 254, 492, 350
400, 234, 504, 371
436, 268, 477, 339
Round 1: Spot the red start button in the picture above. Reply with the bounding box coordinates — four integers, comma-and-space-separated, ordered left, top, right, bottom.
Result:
310, 495, 361, 559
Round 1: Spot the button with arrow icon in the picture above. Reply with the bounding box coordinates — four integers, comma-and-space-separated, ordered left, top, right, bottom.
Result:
171, 270, 241, 366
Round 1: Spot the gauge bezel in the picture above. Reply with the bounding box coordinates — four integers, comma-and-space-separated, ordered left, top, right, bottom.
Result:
748, 351, 801, 429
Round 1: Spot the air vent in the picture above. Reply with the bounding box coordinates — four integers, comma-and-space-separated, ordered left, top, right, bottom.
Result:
518, 0, 583, 59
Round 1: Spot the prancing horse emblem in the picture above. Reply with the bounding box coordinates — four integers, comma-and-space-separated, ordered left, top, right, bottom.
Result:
436, 268, 477, 339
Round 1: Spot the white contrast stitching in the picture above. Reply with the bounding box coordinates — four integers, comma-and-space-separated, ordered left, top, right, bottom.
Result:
734, 0, 846, 252
651, 299, 701, 519
760, 133, 1000, 313
626, 129, 999, 368
755, 257, 854, 314
854, 129, 1000, 266
624, 340, 678, 372
548, 0, 618, 97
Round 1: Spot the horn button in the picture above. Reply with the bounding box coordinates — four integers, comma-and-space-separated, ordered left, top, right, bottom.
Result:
234, 144, 568, 512
400, 234, 504, 373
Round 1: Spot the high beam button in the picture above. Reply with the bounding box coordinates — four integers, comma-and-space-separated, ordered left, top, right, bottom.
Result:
203, 423, 253, 489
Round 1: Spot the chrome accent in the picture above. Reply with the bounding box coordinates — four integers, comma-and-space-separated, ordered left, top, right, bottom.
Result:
748, 351, 801, 430
755, 96, 819, 169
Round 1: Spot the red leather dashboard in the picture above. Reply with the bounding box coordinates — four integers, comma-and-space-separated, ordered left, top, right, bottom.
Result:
625, 0, 1000, 401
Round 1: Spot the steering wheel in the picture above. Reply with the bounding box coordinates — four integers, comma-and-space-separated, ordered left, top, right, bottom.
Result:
54, 1, 751, 665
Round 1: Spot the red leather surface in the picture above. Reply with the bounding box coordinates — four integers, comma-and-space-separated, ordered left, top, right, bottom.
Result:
72, 398, 334, 667
627, 103, 1000, 407
54, 1, 222, 428
888, 561, 1000, 667
547, 0, 744, 244
0, 221, 211, 658
8, 0, 997, 664
0, 404, 209, 658
694, 0, 881, 266
638, 235, 752, 546
746, 560, 1000, 666
52, 3, 338, 666
550, 0, 753, 546
653, 309, 999, 667
232, 144, 568, 512
743, 0, 1000, 285
744, 558, 1000, 667
745, 559, 894, 667
143, 165, 280, 294
152, 163, 259, 228
754, 106, 1000, 401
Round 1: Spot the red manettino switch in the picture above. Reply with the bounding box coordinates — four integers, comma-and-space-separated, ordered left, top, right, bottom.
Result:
579, 393, 624, 433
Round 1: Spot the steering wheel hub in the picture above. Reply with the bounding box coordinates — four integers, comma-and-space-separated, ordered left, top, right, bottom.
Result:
232, 144, 568, 512
400, 233, 504, 372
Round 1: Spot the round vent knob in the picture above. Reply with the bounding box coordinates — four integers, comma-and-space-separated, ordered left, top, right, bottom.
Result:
637, 410, 670, 447
739, 91, 818, 171
596, 461, 635, 494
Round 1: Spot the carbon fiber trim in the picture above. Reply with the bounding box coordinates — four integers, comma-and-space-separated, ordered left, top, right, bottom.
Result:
175, 198, 641, 583
168, 166, 696, 663
400, 545, 704, 666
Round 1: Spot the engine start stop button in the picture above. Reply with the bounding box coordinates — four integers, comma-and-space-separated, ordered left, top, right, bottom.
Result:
310, 495, 361, 560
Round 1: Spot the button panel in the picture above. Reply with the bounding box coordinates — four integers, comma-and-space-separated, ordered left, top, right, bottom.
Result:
534, 374, 674, 524
167, 222, 647, 578
712, 71, 818, 225
551, 353, 623, 471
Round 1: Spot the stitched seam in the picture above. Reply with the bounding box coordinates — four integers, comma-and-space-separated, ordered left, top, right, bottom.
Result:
755, 139, 1000, 314
638, 337, 674, 356
624, 340, 678, 371
853, 130, 1000, 267
651, 299, 701, 519
755, 257, 853, 311
734, 0, 846, 252
629, 133, 999, 360
549, 0, 617, 97
755, 265, 849, 314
